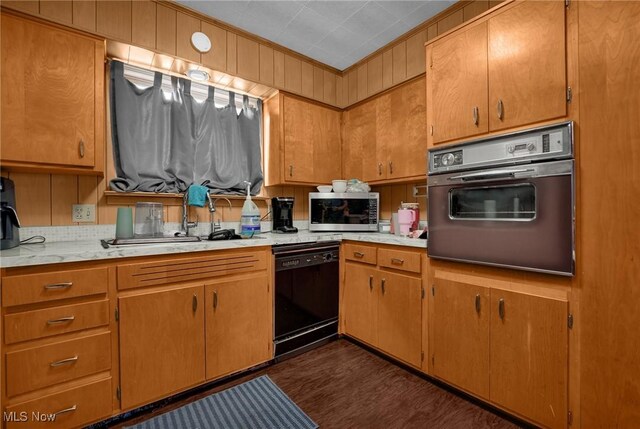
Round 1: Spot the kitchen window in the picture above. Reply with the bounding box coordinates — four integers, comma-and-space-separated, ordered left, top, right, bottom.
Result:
109, 61, 263, 196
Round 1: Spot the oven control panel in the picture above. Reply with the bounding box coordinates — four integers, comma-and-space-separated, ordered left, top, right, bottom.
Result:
428, 121, 573, 175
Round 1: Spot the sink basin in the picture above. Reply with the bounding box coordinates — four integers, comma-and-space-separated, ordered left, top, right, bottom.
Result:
101, 236, 201, 247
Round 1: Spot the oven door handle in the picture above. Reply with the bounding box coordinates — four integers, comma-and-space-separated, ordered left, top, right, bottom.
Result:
447, 168, 535, 182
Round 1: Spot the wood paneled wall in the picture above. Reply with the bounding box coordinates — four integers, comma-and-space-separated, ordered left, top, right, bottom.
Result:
339, 0, 504, 106
1, 0, 343, 108
371, 182, 428, 222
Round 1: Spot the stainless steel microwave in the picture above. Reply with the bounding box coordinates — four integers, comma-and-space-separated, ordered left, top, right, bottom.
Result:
309, 192, 379, 232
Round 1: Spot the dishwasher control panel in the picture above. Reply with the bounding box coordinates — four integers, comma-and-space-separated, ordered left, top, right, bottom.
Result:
274, 247, 339, 272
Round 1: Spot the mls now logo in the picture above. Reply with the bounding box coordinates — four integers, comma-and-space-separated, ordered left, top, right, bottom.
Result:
3, 411, 57, 422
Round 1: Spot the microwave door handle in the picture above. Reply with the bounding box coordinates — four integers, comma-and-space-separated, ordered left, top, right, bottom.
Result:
447, 168, 535, 182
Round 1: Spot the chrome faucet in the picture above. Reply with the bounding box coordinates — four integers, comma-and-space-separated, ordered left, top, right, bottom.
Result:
210, 197, 233, 233
181, 190, 199, 236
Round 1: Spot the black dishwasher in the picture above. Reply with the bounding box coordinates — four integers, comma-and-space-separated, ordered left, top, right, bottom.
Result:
272, 241, 339, 359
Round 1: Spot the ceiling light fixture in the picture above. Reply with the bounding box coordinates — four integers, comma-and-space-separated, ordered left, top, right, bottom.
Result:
186, 69, 210, 82
191, 31, 212, 53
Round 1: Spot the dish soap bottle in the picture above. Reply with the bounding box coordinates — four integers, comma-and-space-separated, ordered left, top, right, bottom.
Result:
240, 181, 260, 237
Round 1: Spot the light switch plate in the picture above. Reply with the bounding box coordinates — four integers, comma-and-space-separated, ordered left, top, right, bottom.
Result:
73, 204, 96, 223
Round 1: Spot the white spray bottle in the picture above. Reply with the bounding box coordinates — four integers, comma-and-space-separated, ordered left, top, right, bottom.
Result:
240, 181, 260, 237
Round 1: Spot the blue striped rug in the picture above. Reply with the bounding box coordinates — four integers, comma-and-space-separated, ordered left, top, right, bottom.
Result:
125, 375, 318, 429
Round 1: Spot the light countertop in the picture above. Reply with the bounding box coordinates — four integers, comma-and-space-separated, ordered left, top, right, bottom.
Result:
0, 231, 426, 269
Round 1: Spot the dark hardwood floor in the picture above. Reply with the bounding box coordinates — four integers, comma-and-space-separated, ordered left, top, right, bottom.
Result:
108, 339, 525, 429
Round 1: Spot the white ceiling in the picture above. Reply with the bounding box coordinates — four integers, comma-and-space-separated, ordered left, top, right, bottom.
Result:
176, 1, 456, 70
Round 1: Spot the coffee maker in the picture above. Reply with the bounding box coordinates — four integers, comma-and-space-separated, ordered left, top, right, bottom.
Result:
1, 177, 21, 250
271, 197, 298, 233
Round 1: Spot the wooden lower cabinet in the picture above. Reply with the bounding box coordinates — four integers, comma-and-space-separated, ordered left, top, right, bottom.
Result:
118, 283, 206, 410
377, 271, 422, 367
205, 273, 272, 380
428, 264, 569, 428
490, 289, 568, 429
342, 246, 423, 368
431, 278, 490, 399
342, 262, 378, 346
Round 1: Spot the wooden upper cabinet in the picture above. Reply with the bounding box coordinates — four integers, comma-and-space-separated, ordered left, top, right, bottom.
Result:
488, 1, 566, 131
1, 13, 104, 173
205, 273, 272, 380
342, 102, 374, 181
429, 21, 488, 145
426, 0, 567, 147
278, 95, 341, 184
119, 284, 205, 410
490, 289, 568, 429
431, 277, 490, 399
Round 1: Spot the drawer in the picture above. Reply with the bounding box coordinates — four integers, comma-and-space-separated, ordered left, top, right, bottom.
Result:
118, 250, 268, 290
2, 267, 108, 307
378, 248, 422, 274
6, 332, 111, 397
4, 378, 112, 429
4, 300, 109, 344
343, 243, 377, 265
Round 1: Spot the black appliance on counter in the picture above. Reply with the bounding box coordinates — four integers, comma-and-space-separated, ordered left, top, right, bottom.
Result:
0, 177, 21, 250
427, 121, 575, 276
273, 241, 339, 359
271, 197, 298, 233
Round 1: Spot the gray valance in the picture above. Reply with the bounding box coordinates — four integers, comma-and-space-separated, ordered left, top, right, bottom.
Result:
109, 61, 263, 195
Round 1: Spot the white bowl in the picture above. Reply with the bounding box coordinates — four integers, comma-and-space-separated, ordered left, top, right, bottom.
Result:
317, 185, 332, 193
332, 180, 347, 193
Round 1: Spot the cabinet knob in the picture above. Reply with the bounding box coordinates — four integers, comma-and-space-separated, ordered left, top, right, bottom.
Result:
213, 291, 218, 309
79, 139, 85, 158
381, 278, 386, 295
369, 275, 373, 291
378, 163, 383, 175
192, 294, 198, 312
473, 106, 479, 126
498, 298, 505, 320
497, 99, 504, 121
389, 161, 393, 174
289, 165, 293, 177
475, 294, 481, 314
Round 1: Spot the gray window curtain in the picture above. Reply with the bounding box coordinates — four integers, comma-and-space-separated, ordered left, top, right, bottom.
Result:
109, 60, 263, 195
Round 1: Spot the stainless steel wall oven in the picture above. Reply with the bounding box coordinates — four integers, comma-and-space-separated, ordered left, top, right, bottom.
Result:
427, 122, 575, 276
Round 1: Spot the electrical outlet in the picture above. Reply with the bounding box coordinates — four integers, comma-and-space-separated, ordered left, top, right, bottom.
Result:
73, 204, 96, 223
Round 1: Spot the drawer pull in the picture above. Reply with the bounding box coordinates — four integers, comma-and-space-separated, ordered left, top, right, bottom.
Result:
47, 316, 75, 325
50, 355, 79, 367
79, 139, 85, 158
381, 278, 386, 295
353, 251, 365, 258
54, 405, 77, 417
44, 282, 73, 290
475, 294, 481, 314
498, 298, 505, 320
391, 258, 405, 265
368, 275, 373, 291
192, 294, 198, 313
213, 291, 218, 309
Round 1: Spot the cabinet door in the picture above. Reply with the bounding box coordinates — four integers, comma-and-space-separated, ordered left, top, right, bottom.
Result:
431, 277, 490, 399
343, 103, 374, 181
283, 95, 341, 184
205, 273, 272, 380
429, 21, 488, 145
342, 262, 378, 346
119, 284, 205, 410
1, 14, 98, 167
377, 270, 422, 367
490, 289, 568, 429
488, 1, 566, 131
387, 78, 427, 179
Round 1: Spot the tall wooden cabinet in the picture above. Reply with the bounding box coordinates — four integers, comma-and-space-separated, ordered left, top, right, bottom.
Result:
264, 92, 341, 185
1, 12, 105, 174
426, 0, 567, 147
